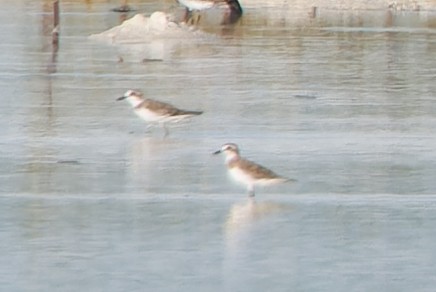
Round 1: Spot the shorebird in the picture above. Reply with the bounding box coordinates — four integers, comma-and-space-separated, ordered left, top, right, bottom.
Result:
176, 0, 243, 25
117, 90, 203, 136
214, 143, 294, 197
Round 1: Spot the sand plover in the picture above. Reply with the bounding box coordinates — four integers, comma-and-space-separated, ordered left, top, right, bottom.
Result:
117, 90, 203, 136
214, 143, 294, 197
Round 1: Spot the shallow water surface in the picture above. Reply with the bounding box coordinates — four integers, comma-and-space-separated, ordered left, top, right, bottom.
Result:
1, 0, 436, 291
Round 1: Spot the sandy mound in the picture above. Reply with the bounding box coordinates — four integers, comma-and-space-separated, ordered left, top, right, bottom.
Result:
89, 11, 208, 44
89, 11, 214, 61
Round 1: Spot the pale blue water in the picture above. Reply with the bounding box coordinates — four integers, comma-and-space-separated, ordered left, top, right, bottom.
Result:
1, 0, 436, 291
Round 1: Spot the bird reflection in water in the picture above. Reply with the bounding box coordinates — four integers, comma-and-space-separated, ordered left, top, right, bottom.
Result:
223, 197, 292, 288
224, 197, 291, 249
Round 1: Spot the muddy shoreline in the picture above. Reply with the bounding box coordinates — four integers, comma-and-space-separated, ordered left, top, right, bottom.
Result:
240, 0, 436, 11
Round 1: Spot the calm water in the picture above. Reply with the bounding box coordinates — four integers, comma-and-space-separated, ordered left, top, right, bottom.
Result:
1, 0, 436, 291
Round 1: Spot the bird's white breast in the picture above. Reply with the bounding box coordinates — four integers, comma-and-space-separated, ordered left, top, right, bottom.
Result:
134, 107, 165, 122
229, 167, 256, 186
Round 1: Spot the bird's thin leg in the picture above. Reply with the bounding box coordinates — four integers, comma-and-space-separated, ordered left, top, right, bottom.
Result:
194, 13, 202, 25
162, 123, 170, 137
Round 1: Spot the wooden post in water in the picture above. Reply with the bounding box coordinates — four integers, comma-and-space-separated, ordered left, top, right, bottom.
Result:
52, 0, 59, 47
309, 6, 317, 19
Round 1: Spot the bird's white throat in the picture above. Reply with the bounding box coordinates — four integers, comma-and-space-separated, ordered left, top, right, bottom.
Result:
125, 95, 144, 108
224, 151, 240, 164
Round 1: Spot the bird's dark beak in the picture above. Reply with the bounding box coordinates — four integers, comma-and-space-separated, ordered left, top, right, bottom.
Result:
213, 150, 221, 155
116, 95, 126, 101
